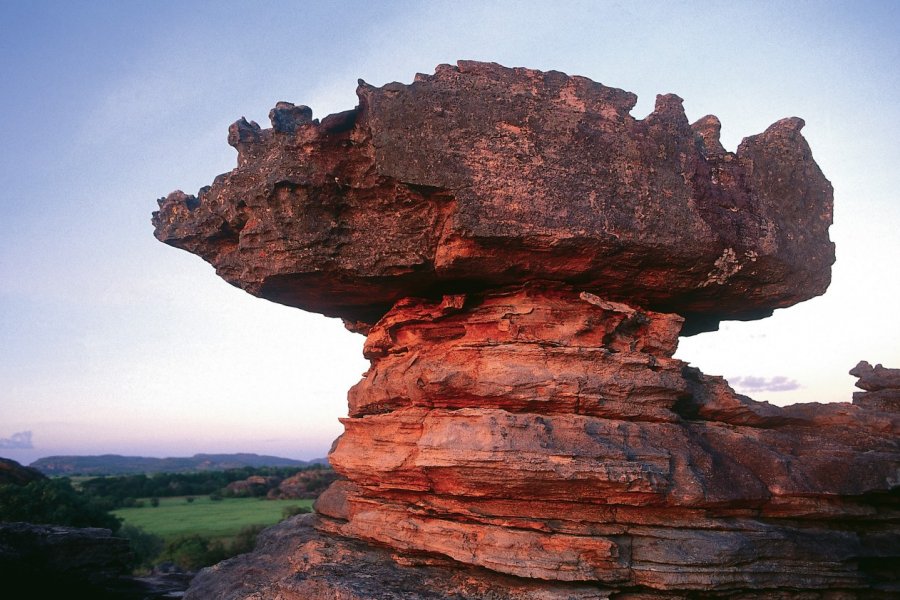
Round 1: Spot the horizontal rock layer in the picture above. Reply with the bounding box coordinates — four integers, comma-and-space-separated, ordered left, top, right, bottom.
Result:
188, 514, 900, 599
153, 61, 835, 334
318, 286, 899, 594
851, 361, 900, 412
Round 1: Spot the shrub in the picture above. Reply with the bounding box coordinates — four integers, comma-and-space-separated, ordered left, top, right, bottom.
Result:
118, 524, 164, 570
160, 534, 227, 571
282, 505, 312, 519
230, 524, 266, 556
149, 497, 159, 507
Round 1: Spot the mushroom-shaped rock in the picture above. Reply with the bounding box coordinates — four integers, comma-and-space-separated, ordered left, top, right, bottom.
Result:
153, 60, 835, 335
155, 63, 898, 599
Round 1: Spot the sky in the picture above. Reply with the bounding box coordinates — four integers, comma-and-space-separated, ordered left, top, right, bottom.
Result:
1, 0, 898, 466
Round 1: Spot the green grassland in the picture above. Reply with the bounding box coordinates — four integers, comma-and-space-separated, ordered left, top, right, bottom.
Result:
114, 496, 313, 542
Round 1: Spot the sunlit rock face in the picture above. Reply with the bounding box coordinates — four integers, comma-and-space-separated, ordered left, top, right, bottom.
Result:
154, 62, 898, 599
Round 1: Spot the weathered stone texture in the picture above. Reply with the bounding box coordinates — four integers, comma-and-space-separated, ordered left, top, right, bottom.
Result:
153, 62, 898, 598
319, 287, 898, 594
851, 361, 900, 412
153, 61, 835, 335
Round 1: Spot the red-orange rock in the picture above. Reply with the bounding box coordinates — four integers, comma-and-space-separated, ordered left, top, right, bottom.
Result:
320, 287, 898, 593
153, 61, 835, 335
154, 63, 897, 598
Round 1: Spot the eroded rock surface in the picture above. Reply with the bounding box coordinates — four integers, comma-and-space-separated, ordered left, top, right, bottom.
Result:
851, 360, 900, 412
186, 514, 622, 600
318, 287, 898, 594
153, 62, 898, 598
153, 61, 835, 335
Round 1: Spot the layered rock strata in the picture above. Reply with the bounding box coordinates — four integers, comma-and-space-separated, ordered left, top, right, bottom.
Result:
153, 62, 899, 598
315, 286, 898, 594
851, 361, 900, 412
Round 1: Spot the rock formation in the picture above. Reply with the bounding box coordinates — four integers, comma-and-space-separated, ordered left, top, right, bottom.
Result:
153, 62, 899, 598
0, 522, 132, 599
851, 361, 900, 412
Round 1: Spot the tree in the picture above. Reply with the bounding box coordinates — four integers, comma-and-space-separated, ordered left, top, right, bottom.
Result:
0, 479, 120, 531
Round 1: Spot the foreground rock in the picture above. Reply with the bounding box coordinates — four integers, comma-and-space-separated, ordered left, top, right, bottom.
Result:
0, 522, 187, 599
317, 286, 898, 595
154, 62, 898, 598
187, 514, 624, 600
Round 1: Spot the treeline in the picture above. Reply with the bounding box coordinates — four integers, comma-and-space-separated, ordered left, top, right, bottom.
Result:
0, 477, 120, 531
80, 465, 332, 508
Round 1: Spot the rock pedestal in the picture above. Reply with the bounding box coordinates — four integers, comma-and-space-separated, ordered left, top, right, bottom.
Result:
313, 285, 898, 593
154, 62, 899, 598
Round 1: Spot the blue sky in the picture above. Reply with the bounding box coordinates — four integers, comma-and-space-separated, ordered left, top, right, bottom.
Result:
1, 1, 898, 465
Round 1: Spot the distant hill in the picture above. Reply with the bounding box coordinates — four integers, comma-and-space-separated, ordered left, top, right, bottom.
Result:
29, 453, 328, 476
0, 457, 47, 485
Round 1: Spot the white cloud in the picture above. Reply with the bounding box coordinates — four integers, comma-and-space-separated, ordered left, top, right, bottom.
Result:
728, 376, 801, 393
0, 431, 34, 449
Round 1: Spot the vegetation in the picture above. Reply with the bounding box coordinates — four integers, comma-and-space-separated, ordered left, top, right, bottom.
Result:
0, 478, 121, 531
157, 524, 267, 570
112, 495, 312, 541
78, 464, 333, 508
282, 504, 312, 519
1, 463, 325, 573
30, 453, 322, 476
112, 496, 313, 571
118, 524, 165, 570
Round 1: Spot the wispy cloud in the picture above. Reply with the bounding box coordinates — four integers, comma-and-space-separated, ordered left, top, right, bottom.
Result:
0, 431, 33, 449
729, 376, 800, 393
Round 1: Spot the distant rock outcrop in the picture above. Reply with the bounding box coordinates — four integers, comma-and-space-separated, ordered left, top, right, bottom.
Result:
851, 360, 900, 412
269, 468, 339, 499
155, 62, 899, 598
224, 475, 281, 497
